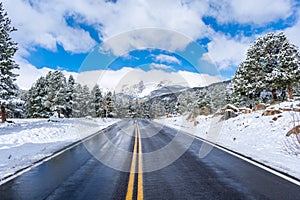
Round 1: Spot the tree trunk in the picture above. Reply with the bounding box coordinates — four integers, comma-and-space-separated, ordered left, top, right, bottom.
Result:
57, 108, 61, 118
1, 105, 6, 123
287, 82, 293, 100
272, 89, 277, 100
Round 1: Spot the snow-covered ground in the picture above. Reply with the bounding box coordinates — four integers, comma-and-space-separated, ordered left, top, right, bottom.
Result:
0, 118, 119, 180
155, 101, 300, 180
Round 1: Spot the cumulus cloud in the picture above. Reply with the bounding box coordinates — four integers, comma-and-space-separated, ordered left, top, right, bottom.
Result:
3, 0, 97, 56
155, 54, 181, 65
14, 56, 77, 90
75, 0, 209, 41
2, 0, 299, 83
284, 10, 300, 48
3, 0, 211, 56
149, 63, 173, 71
98, 28, 194, 56
204, 33, 250, 70
208, 0, 294, 25
200, 53, 214, 64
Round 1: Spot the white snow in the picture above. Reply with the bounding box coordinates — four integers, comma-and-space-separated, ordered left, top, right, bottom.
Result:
0, 118, 119, 180
155, 101, 300, 180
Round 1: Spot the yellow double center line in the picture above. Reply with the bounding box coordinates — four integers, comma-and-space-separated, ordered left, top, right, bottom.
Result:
126, 121, 144, 200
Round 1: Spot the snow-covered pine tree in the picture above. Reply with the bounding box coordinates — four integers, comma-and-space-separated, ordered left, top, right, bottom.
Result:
140, 101, 150, 118
275, 32, 300, 99
0, 3, 19, 122
174, 102, 181, 115
193, 89, 211, 114
25, 76, 50, 118
177, 91, 193, 114
90, 84, 103, 117
25, 71, 69, 118
125, 99, 135, 118
65, 75, 75, 118
13, 89, 26, 118
150, 100, 165, 118
72, 83, 83, 118
164, 100, 175, 116
44, 71, 67, 117
233, 45, 265, 104
134, 99, 142, 117
54, 85, 67, 118
113, 96, 125, 118
103, 91, 115, 118
81, 85, 91, 117
233, 32, 300, 102
261, 32, 300, 100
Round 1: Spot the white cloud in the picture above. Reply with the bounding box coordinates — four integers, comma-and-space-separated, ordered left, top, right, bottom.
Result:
85, 0, 209, 41
14, 56, 77, 90
2, 0, 299, 81
155, 54, 181, 65
3, 0, 210, 57
149, 63, 173, 70
199, 53, 214, 64
2, 0, 97, 56
98, 28, 198, 56
284, 10, 300, 48
177, 70, 221, 87
205, 33, 250, 70
208, 0, 294, 25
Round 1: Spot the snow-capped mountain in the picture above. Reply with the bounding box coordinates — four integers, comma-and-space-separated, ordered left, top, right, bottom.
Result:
76, 67, 222, 98
118, 79, 187, 99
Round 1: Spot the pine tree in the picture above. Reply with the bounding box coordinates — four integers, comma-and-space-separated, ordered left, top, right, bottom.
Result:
45, 71, 67, 117
25, 76, 50, 118
275, 32, 300, 99
81, 85, 91, 117
103, 91, 114, 118
90, 84, 103, 117
233, 32, 300, 102
150, 100, 165, 118
126, 99, 136, 118
72, 83, 83, 118
65, 75, 75, 118
13, 89, 26, 118
0, 3, 19, 123
177, 91, 193, 114
25, 71, 70, 118
140, 101, 150, 118
113, 96, 129, 118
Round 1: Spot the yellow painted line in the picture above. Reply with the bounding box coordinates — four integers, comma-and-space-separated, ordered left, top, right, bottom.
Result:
137, 123, 144, 200
126, 123, 138, 200
125, 121, 144, 200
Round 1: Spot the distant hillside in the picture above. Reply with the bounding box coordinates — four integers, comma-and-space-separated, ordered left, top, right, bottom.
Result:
144, 80, 231, 113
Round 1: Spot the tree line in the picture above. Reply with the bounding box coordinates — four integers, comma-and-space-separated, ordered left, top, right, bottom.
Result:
25, 71, 115, 118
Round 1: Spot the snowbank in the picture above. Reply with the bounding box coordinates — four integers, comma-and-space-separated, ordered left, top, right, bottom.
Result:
0, 118, 119, 180
155, 101, 300, 180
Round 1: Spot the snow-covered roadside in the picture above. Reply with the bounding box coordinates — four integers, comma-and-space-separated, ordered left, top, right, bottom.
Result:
155, 101, 300, 180
0, 118, 119, 180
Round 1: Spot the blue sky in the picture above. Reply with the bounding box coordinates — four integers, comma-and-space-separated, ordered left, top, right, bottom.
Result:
25, 13, 299, 74
2, 0, 300, 89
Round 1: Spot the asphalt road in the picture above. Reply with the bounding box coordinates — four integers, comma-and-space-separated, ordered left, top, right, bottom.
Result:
0, 119, 300, 200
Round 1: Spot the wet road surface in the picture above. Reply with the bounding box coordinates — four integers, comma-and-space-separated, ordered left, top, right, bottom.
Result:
0, 119, 300, 199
